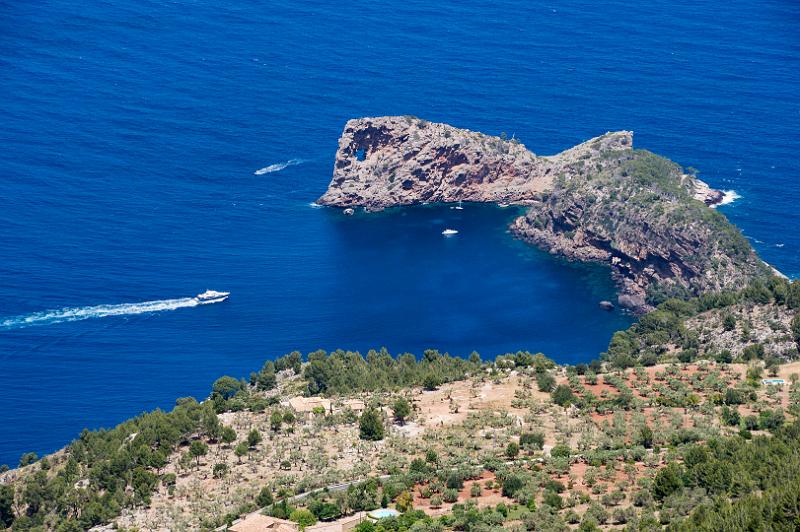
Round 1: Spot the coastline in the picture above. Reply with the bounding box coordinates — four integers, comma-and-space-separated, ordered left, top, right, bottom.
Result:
319, 117, 773, 313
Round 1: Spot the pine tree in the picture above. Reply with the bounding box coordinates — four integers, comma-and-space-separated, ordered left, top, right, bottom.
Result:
359, 407, 384, 441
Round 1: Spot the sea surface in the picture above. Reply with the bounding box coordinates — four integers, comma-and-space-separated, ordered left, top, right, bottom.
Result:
1, 0, 798, 466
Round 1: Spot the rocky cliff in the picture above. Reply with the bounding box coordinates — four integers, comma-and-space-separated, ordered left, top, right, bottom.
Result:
317, 116, 633, 209
319, 116, 772, 312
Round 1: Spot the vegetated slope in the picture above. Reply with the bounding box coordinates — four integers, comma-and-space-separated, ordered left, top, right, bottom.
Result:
602, 276, 800, 369
1, 288, 799, 531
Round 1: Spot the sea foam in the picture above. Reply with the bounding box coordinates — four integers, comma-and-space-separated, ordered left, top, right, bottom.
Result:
0, 297, 199, 330
254, 158, 304, 175
713, 190, 741, 208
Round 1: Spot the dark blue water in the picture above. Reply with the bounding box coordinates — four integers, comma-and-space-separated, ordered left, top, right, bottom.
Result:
1, 0, 798, 466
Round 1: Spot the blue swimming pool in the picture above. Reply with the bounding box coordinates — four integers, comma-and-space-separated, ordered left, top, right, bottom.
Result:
369, 509, 401, 519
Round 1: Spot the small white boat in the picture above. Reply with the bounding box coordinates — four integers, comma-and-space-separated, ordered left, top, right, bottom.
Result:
195, 290, 230, 304
442, 228, 459, 236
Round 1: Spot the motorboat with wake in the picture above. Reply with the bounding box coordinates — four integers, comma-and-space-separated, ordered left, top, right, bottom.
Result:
194, 290, 230, 304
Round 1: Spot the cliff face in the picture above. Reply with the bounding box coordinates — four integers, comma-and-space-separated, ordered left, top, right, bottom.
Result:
317, 116, 632, 210
319, 116, 771, 313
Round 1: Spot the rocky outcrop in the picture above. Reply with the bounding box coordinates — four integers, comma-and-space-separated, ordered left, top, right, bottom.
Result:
319, 117, 771, 313
317, 116, 632, 210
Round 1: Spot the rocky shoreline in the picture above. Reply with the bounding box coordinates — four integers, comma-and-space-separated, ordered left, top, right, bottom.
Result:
319, 117, 771, 313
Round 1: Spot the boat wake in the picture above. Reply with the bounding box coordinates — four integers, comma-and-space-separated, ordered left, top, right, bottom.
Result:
254, 158, 304, 175
0, 297, 200, 330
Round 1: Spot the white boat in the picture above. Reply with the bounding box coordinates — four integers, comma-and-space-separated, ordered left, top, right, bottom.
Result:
442, 228, 459, 236
195, 290, 230, 304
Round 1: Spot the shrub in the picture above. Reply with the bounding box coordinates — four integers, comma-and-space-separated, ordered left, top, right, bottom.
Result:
677, 349, 696, 363
506, 442, 520, 458
723, 314, 737, 331
550, 444, 571, 458
423, 373, 441, 391
289, 509, 317, 529
520, 431, 545, 450
742, 344, 765, 361
724, 388, 746, 405
545, 480, 566, 493
640, 352, 659, 366
446, 473, 464, 490
743, 415, 759, 431
212, 463, 228, 478
395, 491, 413, 513
653, 463, 683, 501
758, 409, 785, 431
359, 408, 385, 441
247, 429, 262, 447
716, 350, 733, 364
18, 452, 38, 467
392, 397, 412, 424
501, 474, 525, 498
636, 425, 654, 448
585, 502, 609, 525
442, 488, 459, 503
256, 487, 274, 508
721, 406, 741, 426
542, 490, 562, 509
537, 372, 556, 392
552, 385, 577, 407
211, 376, 243, 400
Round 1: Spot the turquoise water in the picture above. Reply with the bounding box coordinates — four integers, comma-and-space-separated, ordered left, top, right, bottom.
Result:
1, 0, 798, 466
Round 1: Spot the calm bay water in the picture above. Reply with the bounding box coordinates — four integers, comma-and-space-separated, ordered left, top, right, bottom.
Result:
1, 0, 798, 465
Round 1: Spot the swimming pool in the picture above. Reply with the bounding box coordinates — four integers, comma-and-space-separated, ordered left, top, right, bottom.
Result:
369, 509, 401, 519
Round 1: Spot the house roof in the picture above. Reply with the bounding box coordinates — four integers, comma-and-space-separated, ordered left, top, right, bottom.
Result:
229, 514, 299, 532
287, 396, 331, 413
340, 399, 366, 411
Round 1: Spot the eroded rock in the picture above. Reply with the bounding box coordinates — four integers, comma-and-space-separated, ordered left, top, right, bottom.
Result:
319, 117, 771, 313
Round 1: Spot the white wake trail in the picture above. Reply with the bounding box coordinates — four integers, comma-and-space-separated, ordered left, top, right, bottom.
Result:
0, 297, 199, 330
254, 158, 304, 175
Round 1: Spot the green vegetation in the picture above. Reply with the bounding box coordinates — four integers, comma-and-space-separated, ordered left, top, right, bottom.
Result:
3, 398, 208, 530
392, 397, 412, 425
289, 508, 317, 529
359, 407, 385, 441
303, 348, 478, 396
792, 313, 800, 349
602, 277, 800, 368
674, 420, 800, 529
526, 147, 772, 311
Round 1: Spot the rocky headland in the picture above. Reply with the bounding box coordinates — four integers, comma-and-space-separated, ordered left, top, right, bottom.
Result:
319, 116, 772, 312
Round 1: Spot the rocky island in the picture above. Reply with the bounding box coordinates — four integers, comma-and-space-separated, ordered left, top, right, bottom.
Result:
319, 116, 772, 312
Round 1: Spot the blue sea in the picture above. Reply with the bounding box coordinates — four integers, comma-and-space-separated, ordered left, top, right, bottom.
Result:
1, 0, 798, 467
